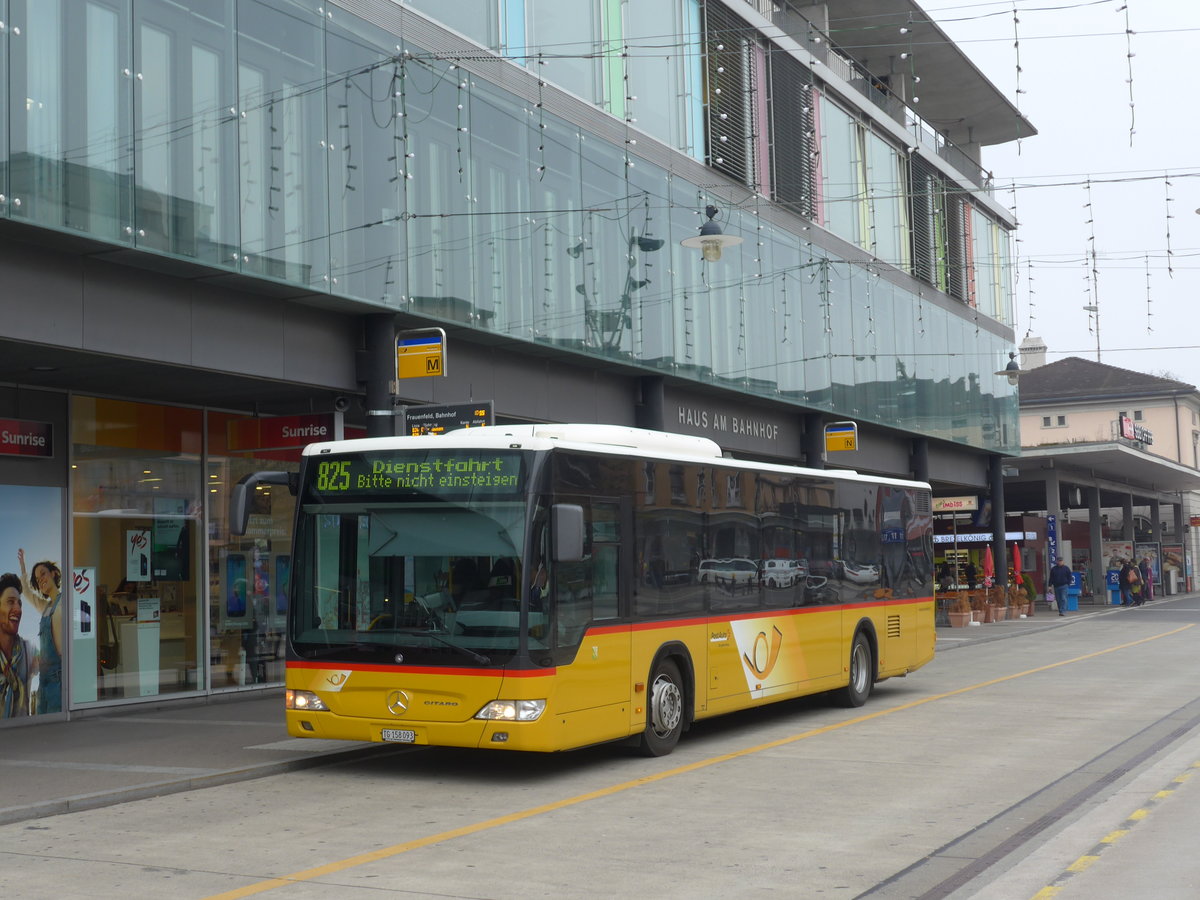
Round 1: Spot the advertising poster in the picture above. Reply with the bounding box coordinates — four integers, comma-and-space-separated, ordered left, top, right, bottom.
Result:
72, 566, 98, 703
0, 485, 64, 718
1101, 540, 1134, 568
126, 528, 151, 582
1161, 544, 1184, 593
1133, 542, 1162, 587
151, 496, 188, 580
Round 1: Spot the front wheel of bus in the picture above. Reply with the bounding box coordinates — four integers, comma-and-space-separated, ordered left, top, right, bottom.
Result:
639, 659, 684, 756
833, 632, 873, 708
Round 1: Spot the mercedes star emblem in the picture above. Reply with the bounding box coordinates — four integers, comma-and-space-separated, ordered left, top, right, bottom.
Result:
386, 690, 411, 716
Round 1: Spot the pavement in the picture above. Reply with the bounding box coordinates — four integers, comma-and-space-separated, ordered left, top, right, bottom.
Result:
0, 691, 381, 827
0, 591, 1186, 827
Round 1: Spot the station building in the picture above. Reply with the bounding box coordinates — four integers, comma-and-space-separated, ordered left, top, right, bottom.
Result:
0, 0, 1027, 721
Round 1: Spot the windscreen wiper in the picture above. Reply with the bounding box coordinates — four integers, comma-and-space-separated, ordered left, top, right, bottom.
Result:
391, 628, 491, 665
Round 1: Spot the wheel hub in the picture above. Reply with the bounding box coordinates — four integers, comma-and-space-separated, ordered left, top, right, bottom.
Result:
650, 675, 682, 736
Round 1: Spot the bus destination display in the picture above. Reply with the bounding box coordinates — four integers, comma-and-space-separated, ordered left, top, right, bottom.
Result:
307, 451, 523, 498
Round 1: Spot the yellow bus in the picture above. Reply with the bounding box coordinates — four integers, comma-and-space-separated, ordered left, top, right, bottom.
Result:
235, 424, 935, 756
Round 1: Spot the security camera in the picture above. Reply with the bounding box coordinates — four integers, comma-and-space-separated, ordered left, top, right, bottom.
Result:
333, 396, 350, 413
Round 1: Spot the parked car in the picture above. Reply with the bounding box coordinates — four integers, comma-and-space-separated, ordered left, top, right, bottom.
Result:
697, 558, 759, 585
760, 558, 807, 588
840, 561, 881, 585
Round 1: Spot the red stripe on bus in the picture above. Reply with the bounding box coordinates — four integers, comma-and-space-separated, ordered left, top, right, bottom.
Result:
287, 661, 556, 677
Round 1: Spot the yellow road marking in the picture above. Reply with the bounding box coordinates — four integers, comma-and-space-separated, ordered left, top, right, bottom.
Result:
204, 625, 1194, 900
1033, 733, 1200, 898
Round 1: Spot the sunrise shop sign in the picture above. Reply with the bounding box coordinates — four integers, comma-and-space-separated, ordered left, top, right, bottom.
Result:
0, 418, 53, 458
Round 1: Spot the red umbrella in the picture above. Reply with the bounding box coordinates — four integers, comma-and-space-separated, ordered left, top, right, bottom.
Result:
982, 545, 995, 581
1012, 543, 1024, 585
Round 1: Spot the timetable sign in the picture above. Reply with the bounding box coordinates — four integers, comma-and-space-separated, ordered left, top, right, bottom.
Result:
396, 328, 447, 379
404, 402, 493, 436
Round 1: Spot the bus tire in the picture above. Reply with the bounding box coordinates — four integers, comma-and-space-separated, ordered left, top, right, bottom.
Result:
833, 631, 873, 708
638, 658, 684, 756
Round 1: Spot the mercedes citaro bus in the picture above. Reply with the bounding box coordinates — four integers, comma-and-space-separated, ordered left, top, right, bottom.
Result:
232, 424, 935, 755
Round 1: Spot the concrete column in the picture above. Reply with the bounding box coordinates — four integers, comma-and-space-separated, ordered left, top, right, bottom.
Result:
990, 455, 1008, 588
364, 313, 397, 439
1088, 486, 1103, 598
1149, 498, 1162, 543
802, 413, 825, 469
1121, 494, 1135, 541
910, 437, 929, 483
635, 376, 665, 431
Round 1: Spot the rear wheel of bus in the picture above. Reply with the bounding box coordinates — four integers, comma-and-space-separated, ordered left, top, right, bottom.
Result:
833, 631, 873, 708
638, 658, 684, 756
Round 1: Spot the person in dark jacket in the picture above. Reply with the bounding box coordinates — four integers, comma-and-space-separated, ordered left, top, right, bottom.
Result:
1047, 557, 1072, 616
1118, 559, 1142, 607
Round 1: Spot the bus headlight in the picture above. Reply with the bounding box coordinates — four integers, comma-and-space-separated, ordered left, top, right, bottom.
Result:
474, 699, 546, 721
286, 689, 329, 711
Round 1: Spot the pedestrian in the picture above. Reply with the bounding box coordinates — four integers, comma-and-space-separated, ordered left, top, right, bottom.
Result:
1048, 556, 1072, 616
937, 563, 954, 593
964, 561, 977, 590
1138, 557, 1154, 603
1118, 558, 1142, 606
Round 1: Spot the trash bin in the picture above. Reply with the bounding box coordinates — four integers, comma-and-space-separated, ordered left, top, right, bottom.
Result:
1166, 569, 1179, 595
1065, 572, 1082, 611
1106, 568, 1122, 605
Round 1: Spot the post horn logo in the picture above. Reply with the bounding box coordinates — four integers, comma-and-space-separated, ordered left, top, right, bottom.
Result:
743, 626, 784, 679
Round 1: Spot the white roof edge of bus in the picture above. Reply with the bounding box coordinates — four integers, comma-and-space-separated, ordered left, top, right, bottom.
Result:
301, 424, 930, 490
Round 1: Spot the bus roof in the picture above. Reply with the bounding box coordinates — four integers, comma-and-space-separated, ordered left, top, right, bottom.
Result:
301, 424, 931, 491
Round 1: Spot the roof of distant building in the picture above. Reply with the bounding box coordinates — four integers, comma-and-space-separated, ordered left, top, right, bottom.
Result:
1018, 357, 1197, 405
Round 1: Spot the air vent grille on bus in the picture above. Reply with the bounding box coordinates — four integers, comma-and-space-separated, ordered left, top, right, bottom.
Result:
914, 493, 932, 514
887, 615, 901, 639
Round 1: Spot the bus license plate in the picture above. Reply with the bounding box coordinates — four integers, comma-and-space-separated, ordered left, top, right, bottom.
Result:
381, 728, 416, 743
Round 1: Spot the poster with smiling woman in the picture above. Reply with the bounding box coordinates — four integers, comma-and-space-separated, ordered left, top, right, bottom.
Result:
0, 485, 63, 718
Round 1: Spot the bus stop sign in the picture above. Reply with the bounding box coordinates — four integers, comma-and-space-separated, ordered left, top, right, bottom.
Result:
396, 328, 447, 379
824, 421, 858, 452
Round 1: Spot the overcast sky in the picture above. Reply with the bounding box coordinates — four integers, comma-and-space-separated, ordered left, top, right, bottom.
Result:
928, 0, 1200, 387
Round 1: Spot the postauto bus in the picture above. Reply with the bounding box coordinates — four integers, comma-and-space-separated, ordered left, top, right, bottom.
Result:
232, 424, 935, 755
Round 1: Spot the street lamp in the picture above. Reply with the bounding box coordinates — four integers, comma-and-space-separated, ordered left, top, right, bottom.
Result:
995, 351, 1022, 386
680, 205, 743, 262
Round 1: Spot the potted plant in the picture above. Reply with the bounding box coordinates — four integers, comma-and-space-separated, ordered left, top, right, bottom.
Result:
986, 592, 1006, 623
970, 594, 987, 623
947, 595, 972, 628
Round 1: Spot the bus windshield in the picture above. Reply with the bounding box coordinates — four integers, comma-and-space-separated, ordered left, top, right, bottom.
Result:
290, 497, 540, 667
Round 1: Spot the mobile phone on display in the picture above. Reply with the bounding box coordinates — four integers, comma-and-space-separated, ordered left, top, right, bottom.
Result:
226, 554, 247, 617
275, 556, 291, 615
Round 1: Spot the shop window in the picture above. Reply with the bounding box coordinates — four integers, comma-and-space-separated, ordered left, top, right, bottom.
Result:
207, 411, 299, 689
71, 396, 204, 705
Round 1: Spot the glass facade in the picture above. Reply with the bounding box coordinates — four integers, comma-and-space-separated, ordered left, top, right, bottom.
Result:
0, 0, 1018, 453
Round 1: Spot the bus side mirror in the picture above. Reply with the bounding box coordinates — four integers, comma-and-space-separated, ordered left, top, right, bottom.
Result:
230, 471, 297, 536
551, 504, 585, 562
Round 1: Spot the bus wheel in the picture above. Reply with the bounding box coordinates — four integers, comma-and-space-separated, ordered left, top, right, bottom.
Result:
638, 658, 684, 756
833, 632, 873, 708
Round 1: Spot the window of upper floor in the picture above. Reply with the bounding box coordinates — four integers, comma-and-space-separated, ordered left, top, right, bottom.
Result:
1041, 415, 1067, 428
